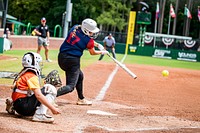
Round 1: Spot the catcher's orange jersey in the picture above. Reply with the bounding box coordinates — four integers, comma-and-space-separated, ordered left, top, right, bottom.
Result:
12, 71, 40, 101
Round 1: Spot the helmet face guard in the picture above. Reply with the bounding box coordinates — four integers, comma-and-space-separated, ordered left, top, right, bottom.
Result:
90, 32, 99, 39
22, 52, 42, 75
81, 18, 100, 39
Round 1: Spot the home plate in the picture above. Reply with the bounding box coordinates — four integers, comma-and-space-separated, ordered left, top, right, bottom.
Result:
87, 110, 117, 116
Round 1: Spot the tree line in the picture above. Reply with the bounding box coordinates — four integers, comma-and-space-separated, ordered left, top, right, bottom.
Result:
7, 0, 200, 39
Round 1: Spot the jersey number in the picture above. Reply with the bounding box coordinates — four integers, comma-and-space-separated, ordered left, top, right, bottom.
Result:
66, 32, 80, 45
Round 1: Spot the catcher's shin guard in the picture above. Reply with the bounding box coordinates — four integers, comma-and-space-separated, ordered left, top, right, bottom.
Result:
35, 94, 56, 115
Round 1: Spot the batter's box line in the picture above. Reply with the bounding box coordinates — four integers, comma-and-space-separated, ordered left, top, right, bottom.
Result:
78, 124, 200, 132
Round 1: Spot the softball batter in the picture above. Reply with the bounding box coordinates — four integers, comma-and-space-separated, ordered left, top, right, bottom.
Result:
57, 18, 108, 105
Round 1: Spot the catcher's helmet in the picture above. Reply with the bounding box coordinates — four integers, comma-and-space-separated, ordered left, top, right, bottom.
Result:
81, 18, 99, 39
22, 52, 42, 75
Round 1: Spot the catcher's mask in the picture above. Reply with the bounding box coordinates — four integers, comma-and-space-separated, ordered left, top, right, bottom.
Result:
22, 52, 42, 76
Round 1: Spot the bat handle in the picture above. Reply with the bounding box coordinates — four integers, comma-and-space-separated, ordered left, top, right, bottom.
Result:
107, 53, 111, 57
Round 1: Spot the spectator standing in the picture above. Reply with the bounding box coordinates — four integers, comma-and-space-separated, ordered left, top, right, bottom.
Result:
6, 28, 10, 39
3, 28, 12, 50
34, 17, 52, 62
57, 18, 108, 105
99, 33, 116, 60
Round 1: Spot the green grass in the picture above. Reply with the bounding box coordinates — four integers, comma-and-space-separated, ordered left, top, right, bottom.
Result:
0, 50, 200, 85
82, 52, 200, 70
125, 55, 200, 70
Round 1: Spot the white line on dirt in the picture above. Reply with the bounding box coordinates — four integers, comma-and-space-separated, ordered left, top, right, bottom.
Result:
90, 125, 200, 132
0, 98, 6, 102
95, 54, 127, 101
76, 116, 200, 132
95, 65, 119, 101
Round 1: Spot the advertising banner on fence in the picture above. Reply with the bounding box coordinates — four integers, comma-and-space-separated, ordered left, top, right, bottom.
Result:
152, 49, 172, 59
177, 52, 197, 62
127, 45, 200, 62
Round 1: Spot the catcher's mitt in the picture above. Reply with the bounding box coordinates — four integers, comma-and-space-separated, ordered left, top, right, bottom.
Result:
44, 70, 62, 87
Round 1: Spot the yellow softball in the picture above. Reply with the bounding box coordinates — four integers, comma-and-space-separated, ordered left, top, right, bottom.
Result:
162, 70, 169, 77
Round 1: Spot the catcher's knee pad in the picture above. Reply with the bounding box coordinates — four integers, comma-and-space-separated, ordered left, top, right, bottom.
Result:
43, 84, 57, 96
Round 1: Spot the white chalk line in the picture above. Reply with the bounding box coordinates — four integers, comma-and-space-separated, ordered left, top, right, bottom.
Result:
87, 125, 200, 132
95, 54, 127, 101
94, 65, 119, 101
0, 98, 7, 103
76, 116, 200, 133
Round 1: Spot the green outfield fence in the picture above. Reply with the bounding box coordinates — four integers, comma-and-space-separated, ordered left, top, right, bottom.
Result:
0, 34, 199, 62
96, 41, 200, 62
128, 45, 200, 62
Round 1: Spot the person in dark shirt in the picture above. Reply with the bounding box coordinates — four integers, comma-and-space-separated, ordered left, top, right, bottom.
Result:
34, 17, 52, 62
57, 18, 108, 105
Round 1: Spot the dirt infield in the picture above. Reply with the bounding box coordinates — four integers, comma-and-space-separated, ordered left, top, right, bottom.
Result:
0, 57, 200, 133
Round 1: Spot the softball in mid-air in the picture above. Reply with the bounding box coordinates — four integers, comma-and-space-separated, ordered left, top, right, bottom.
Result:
162, 70, 169, 77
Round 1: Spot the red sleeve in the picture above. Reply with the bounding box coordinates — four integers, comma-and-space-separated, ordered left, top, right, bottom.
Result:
87, 39, 94, 49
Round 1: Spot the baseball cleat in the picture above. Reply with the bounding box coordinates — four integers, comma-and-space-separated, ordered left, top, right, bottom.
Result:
77, 98, 92, 105
5, 98, 15, 115
32, 114, 54, 123
46, 59, 52, 62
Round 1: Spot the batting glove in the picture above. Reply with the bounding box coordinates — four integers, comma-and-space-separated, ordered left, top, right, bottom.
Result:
98, 44, 104, 51
101, 50, 109, 55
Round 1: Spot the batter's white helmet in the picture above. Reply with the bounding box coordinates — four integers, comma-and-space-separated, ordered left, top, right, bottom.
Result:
22, 52, 42, 75
81, 18, 100, 39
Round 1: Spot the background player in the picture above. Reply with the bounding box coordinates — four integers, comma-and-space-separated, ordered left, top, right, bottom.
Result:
99, 33, 116, 60
34, 17, 52, 62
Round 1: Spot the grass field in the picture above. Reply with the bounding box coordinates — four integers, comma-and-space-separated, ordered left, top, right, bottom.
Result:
0, 49, 200, 85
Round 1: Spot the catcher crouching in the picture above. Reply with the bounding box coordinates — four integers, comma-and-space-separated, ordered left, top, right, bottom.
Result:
6, 52, 60, 123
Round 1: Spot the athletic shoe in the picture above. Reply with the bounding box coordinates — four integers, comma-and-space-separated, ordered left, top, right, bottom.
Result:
46, 59, 52, 62
76, 98, 92, 105
5, 98, 15, 115
32, 114, 54, 123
